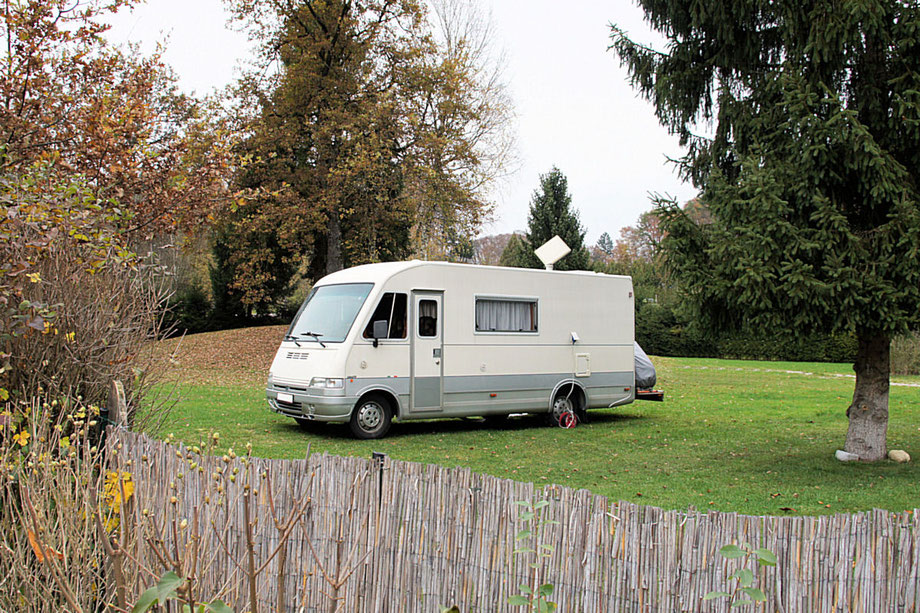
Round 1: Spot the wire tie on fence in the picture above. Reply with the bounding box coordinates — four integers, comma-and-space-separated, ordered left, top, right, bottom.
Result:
100, 415, 128, 430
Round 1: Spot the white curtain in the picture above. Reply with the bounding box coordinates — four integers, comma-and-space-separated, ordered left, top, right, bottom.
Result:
418, 299, 438, 337
475, 299, 536, 332
419, 300, 438, 319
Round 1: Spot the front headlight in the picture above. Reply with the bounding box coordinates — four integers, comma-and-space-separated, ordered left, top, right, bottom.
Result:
267, 371, 274, 386
309, 377, 344, 389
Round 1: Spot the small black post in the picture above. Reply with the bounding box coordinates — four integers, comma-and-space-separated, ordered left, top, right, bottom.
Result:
372, 451, 387, 507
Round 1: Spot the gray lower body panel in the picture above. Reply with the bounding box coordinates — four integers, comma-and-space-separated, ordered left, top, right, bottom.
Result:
412, 376, 441, 411
441, 371, 633, 415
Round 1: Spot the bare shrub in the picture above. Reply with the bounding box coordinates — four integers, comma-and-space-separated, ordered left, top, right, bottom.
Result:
891, 332, 920, 375
0, 401, 112, 612
1, 413, 332, 612
10, 247, 174, 431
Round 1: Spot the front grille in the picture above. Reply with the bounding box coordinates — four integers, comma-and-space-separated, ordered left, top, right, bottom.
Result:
274, 384, 309, 393
275, 399, 303, 416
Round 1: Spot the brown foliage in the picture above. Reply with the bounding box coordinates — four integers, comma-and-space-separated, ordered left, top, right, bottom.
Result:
472, 232, 517, 266
0, 0, 232, 237
157, 325, 286, 386
224, 0, 514, 304
11, 245, 173, 429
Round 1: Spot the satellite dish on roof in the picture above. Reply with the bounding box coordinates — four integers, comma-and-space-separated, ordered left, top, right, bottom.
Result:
534, 235, 571, 270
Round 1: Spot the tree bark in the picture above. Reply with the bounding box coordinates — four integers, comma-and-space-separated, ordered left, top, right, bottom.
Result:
326, 207, 343, 274
844, 331, 890, 462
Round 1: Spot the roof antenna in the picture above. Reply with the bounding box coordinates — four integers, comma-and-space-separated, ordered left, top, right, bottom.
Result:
534, 235, 571, 270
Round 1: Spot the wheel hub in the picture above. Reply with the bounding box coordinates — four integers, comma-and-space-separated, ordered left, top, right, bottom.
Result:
358, 403, 382, 430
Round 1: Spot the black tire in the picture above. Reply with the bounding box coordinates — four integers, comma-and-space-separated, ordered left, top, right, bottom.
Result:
349, 394, 392, 439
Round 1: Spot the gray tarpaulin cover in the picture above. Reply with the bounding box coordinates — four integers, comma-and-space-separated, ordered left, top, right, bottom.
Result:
634, 342, 657, 389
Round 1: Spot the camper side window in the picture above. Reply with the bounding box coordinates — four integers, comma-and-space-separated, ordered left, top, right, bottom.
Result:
362, 293, 408, 339
475, 298, 538, 333
418, 299, 438, 337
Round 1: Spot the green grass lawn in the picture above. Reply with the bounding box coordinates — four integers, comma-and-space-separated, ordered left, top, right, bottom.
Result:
156, 354, 920, 517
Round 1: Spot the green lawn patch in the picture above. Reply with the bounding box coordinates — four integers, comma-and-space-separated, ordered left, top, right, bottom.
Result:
157, 354, 920, 517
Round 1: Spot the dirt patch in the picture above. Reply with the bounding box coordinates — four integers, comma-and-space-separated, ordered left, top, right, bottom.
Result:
158, 325, 287, 385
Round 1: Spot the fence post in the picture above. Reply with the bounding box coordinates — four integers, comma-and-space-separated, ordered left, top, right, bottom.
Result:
372, 451, 387, 507
106, 379, 127, 428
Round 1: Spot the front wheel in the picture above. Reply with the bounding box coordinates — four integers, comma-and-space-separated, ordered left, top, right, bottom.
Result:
349, 395, 392, 439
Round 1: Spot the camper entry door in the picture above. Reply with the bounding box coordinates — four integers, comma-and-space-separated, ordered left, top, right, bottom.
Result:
410, 291, 443, 412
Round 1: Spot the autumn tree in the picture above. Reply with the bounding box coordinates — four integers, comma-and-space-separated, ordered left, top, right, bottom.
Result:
225, 0, 514, 306
408, 0, 516, 260
209, 215, 301, 326
0, 0, 229, 237
608, 210, 663, 264
473, 232, 517, 265
519, 167, 590, 271
0, 1, 230, 411
612, 1, 920, 460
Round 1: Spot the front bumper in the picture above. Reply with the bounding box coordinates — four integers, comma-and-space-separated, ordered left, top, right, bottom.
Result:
266, 382, 355, 423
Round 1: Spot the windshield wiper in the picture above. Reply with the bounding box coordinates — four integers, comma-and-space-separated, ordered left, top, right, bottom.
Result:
300, 331, 326, 348
284, 334, 302, 347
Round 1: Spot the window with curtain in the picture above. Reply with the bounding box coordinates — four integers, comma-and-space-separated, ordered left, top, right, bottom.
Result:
475, 298, 538, 333
418, 299, 438, 337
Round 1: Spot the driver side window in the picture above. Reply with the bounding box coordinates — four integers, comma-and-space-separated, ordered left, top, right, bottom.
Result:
362, 293, 407, 339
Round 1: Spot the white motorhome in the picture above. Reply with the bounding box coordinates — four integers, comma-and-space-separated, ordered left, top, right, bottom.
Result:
266, 261, 637, 438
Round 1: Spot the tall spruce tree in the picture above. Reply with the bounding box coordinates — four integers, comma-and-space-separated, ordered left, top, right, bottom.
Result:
612, 2, 920, 461
523, 167, 590, 270
596, 232, 615, 257
498, 233, 531, 268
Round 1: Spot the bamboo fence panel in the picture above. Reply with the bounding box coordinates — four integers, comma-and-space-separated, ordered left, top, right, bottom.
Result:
108, 429, 920, 612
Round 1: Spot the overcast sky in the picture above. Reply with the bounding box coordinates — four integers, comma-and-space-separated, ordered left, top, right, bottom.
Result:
106, 0, 698, 245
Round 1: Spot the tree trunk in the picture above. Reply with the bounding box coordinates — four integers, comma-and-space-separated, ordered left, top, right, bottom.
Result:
326, 208, 343, 274
844, 331, 890, 462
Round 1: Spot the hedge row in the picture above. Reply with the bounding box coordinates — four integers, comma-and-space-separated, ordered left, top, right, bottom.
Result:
636, 304, 857, 363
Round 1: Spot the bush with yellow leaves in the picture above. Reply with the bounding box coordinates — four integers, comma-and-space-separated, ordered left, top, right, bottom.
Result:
0, 398, 132, 612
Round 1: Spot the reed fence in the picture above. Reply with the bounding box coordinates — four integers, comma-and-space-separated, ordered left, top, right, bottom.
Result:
108, 428, 920, 612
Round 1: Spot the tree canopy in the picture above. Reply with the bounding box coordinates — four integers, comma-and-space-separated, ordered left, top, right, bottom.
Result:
508, 167, 590, 271
223, 0, 514, 306
0, 0, 229, 237
611, 1, 920, 460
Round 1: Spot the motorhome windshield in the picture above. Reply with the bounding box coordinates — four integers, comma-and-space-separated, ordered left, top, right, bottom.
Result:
288, 283, 373, 344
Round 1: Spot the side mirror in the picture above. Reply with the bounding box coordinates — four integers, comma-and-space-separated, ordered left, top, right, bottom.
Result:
372, 320, 388, 347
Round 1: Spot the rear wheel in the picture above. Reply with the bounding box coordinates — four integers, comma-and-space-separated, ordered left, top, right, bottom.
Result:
349, 394, 392, 439
550, 390, 579, 428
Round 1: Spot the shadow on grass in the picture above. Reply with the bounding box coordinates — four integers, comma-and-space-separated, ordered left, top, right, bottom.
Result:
278, 409, 649, 440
